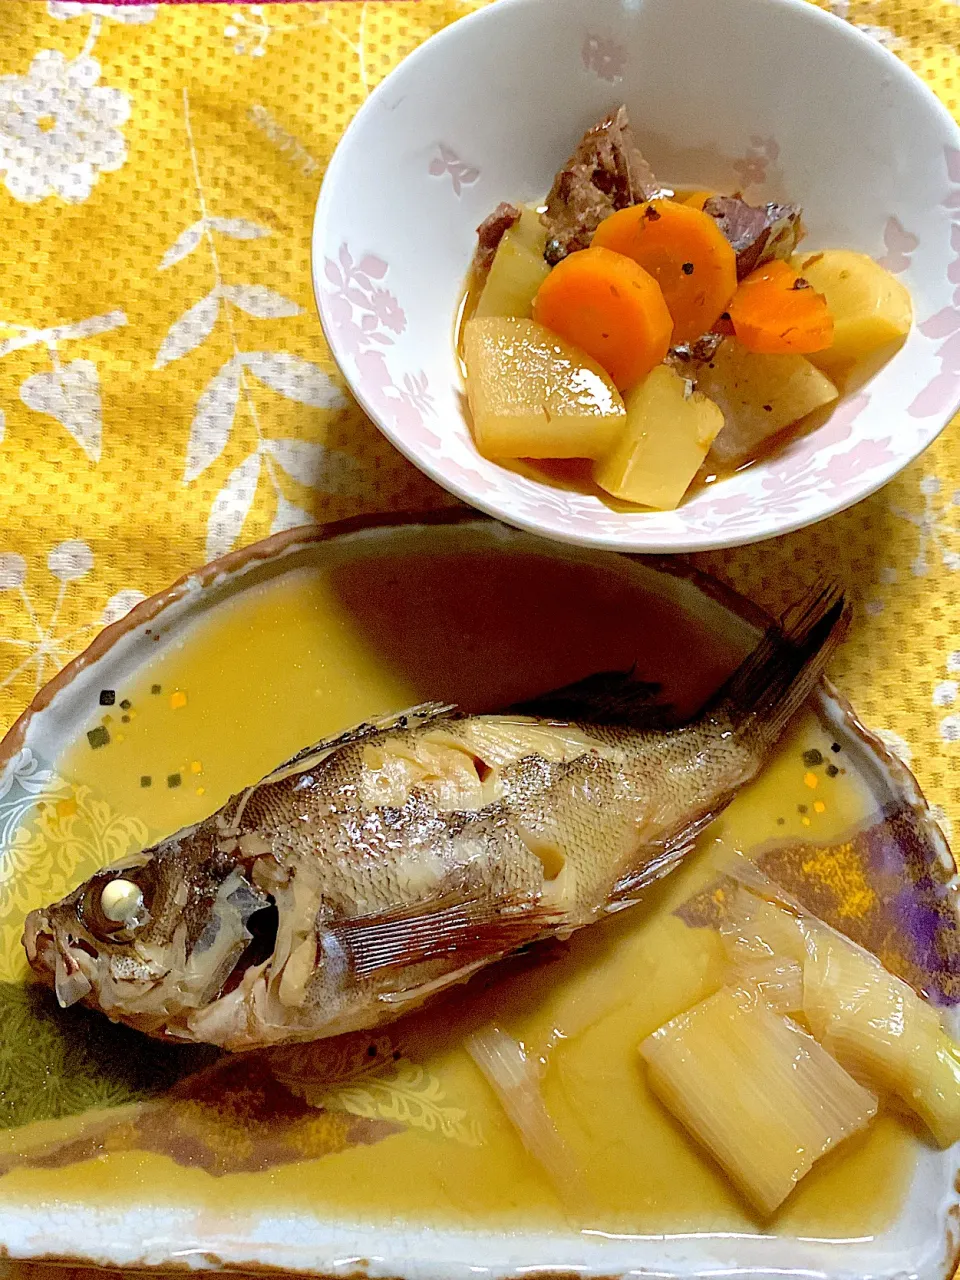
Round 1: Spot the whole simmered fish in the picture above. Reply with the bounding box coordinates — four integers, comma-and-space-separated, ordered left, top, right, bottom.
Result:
24, 586, 847, 1051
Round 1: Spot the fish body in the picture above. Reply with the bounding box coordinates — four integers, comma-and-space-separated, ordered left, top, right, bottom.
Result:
25, 587, 847, 1051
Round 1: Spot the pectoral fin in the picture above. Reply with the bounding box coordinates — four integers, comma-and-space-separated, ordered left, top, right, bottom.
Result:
327, 892, 561, 979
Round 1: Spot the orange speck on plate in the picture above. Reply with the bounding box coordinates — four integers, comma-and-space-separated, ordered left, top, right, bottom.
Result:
804, 771, 818, 789
55, 798, 77, 819
190, 760, 202, 774
814, 800, 826, 813
170, 691, 187, 709
801, 816, 812, 826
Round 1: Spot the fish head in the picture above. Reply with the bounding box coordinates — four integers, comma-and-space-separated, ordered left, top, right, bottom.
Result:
23, 820, 276, 1034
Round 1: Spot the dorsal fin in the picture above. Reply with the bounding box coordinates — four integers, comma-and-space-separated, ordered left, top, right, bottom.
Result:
257, 701, 457, 787
508, 669, 674, 729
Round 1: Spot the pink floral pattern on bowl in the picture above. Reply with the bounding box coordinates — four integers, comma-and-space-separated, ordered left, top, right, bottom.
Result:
321, 245, 439, 449
877, 216, 919, 275
732, 135, 778, 189
581, 33, 627, 83
909, 148, 960, 420
428, 144, 480, 196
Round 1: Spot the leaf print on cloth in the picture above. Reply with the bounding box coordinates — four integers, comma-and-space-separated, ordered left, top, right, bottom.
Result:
206, 453, 262, 560
163, 90, 356, 555
48, 2, 158, 21
263, 439, 364, 495
159, 218, 272, 273
890, 473, 960, 575
0, 309, 126, 463
0, 539, 137, 694
309, 1057, 483, 1148
20, 359, 102, 460
223, 3, 372, 93
0, 51, 130, 204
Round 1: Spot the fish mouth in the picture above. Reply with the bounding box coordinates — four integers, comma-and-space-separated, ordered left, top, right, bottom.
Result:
23, 908, 99, 1008
22, 908, 54, 973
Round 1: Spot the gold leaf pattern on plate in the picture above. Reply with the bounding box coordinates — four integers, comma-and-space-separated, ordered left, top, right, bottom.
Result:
305, 1057, 484, 1148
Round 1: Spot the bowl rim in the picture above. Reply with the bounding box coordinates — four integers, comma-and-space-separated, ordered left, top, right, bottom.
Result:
311, 0, 960, 553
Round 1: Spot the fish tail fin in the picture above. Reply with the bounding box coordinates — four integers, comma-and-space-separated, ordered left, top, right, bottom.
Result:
705, 581, 850, 753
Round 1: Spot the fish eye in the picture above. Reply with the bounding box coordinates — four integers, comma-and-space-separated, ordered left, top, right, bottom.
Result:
82, 875, 148, 938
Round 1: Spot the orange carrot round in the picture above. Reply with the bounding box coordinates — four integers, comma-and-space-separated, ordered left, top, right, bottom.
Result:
727, 259, 834, 354
591, 199, 737, 344
532, 245, 673, 389
683, 191, 713, 211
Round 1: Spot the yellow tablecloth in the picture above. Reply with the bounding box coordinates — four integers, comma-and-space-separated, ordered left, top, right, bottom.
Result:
0, 0, 956, 832
0, 6, 956, 1273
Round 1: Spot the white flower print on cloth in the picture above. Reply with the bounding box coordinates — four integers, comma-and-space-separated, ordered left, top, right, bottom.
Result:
0, 51, 130, 204
48, 2, 158, 20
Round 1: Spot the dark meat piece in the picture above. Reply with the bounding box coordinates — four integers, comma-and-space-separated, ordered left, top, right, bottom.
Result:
703, 195, 805, 280
541, 106, 661, 264
473, 202, 521, 275
664, 331, 724, 375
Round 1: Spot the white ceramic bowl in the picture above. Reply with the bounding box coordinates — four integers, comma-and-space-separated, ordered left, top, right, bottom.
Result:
313, 0, 960, 552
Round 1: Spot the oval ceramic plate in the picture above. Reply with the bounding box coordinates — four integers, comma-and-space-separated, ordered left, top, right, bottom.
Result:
0, 512, 958, 1279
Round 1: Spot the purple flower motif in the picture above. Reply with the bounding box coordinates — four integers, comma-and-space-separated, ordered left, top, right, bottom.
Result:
822, 438, 895, 489
876, 215, 918, 275
369, 288, 405, 335
402, 370, 434, 415
322, 241, 439, 450
581, 33, 626, 82
732, 154, 767, 188
428, 144, 480, 197
750, 135, 780, 162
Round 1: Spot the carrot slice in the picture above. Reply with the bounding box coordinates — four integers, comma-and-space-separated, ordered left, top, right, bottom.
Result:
532, 245, 673, 389
683, 191, 713, 211
727, 260, 834, 354
592, 200, 737, 344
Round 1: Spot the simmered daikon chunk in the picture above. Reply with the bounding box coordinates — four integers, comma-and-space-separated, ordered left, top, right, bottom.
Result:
592, 365, 723, 508
639, 985, 876, 1215
697, 339, 838, 471
803, 926, 960, 1146
476, 224, 551, 320
792, 249, 912, 379
463, 317, 626, 459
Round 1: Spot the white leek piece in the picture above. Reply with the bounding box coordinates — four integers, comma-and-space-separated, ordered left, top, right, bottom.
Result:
465, 1022, 575, 1194
732, 956, 804, 1016
639, 986, 877, 1216
803, 925, 960, 1146
720, 888, 807, 966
